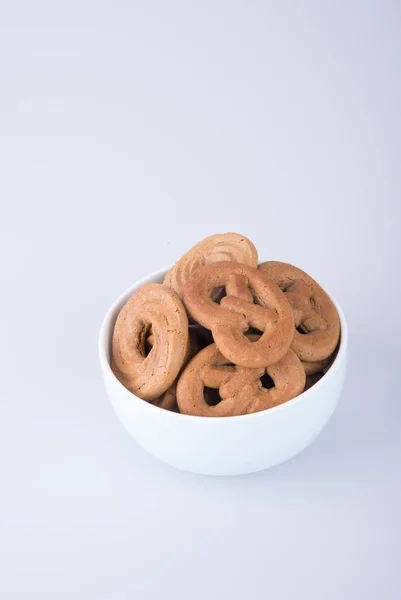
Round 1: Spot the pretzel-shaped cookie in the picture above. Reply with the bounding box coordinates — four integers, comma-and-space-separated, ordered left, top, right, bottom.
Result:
183, 262, 294, 368
258, 261, 340, 362
177, 343, 305, 417
112, 284, 188, 400
164, 233, 258, 297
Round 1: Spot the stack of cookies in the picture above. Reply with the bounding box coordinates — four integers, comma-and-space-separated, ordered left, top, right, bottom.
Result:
112, 233, 340, 417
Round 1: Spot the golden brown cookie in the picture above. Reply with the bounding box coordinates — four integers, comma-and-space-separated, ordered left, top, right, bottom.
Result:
258, 261, 340, 362
183, 262, 294, 368
164, 233, 258, 297
177, 343, 305, 417
112, 284, 188, 400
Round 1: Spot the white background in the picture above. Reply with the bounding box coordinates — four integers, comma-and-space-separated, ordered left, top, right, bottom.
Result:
1, 1, 400, 598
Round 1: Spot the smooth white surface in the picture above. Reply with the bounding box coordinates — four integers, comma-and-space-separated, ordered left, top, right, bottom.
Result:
1, 1, 400, 598
100, 267, 348, 475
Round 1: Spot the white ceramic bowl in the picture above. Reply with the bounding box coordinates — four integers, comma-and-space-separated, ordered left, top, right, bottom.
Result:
99, 267, 348, 476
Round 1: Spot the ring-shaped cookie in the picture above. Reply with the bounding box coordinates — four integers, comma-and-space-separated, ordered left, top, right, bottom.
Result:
164, 232, 258, 297
112, 284, 188, 400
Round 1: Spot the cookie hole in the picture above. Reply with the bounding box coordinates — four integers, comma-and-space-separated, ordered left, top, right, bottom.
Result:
212, 287, 227, 304
204, 387, 222, 406
138, 322, 153, 357
260, 373, 275, 389
142, 323, 154, 357
144, 338, 153, 356
246, 327, 263, 338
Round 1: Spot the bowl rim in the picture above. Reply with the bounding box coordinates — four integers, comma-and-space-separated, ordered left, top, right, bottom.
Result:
99, 265, 348, 422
